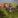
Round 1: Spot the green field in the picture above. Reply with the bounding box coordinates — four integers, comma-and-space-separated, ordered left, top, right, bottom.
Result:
0, 8, 18, 18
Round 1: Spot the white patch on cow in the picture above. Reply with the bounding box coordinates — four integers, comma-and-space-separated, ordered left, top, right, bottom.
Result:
9, 10, 11, 12
9, 8, 11, 12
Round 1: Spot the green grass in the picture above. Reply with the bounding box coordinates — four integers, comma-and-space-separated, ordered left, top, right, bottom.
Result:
0, 8, 18, 18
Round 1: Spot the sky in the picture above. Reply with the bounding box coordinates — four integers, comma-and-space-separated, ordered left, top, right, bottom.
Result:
0, 0, 18, 3
0, 0, 14, 3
